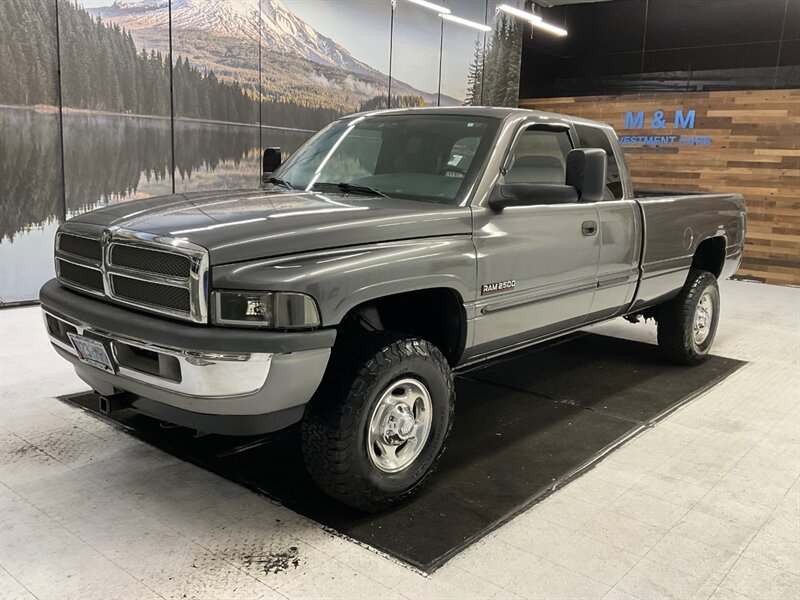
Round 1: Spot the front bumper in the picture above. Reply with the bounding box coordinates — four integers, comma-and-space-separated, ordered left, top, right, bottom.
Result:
40, 279, 335, 435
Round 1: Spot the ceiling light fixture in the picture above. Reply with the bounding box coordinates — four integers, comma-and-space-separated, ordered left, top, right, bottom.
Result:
497, 3, 567, 37
407, 0, 451, 15
529, 19, 568, 36
497, 4, 542, 24
440, 13, 491, 32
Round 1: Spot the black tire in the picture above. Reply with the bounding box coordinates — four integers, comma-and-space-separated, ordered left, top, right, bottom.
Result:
657, 269, 720, 365
301, 332, 455, 511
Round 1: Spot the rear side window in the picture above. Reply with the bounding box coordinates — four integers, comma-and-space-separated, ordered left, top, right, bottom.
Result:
574, 124, 623, 199
505, 128, 572, 185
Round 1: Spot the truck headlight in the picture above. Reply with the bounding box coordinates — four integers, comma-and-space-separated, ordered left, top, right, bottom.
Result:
212, 291, 321, 329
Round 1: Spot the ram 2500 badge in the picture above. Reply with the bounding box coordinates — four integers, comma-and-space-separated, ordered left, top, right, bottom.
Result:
41, 107, 746, 510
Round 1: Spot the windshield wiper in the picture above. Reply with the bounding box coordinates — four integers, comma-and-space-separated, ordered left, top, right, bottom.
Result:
263, 176, 294, 190
310, 182, 388, 198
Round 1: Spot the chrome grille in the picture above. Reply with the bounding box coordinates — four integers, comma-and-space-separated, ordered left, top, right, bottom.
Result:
111, 275, 191, 313
56, 259, 104, 293
58, 233, 102, 261
54, 227, 209, 323
110, 245, 191, 278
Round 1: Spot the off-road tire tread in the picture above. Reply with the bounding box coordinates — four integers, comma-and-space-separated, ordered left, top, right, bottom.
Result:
657, 268, 719, 365
301, 332, 455, 511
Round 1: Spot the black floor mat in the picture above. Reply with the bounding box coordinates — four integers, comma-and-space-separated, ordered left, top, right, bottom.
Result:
61, 333, 745, 572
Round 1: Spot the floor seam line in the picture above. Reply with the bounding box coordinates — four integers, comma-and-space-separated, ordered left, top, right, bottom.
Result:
0, 564, 42, 600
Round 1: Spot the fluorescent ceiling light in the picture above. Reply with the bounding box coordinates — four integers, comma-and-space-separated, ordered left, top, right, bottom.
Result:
497, 3, 567, 37
497, 4, 542, 24
441, 13, 491, 32
407, 0, 451, 14
530, 19, 567, 36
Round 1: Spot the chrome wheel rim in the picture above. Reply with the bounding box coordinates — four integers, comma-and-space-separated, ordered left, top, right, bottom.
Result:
367, 378, 432, 473
693, 292, 714, 345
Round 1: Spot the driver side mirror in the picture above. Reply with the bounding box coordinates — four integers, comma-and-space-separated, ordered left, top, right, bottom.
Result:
565, 148, 607, 204
262, 147, 282, 176
489, 148, 607, 210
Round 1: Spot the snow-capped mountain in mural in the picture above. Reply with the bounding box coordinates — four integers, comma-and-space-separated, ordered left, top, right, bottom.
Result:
92, 0, 376, 78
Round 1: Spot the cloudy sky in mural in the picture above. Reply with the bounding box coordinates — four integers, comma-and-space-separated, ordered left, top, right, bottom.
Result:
78, 0, 484, 100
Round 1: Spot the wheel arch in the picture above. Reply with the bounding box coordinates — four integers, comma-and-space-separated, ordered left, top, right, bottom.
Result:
691, 236, 726, 279
336, 286, 468, 366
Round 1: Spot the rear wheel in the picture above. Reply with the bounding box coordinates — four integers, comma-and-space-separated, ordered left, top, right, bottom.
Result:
657, 269, 720, 365
301, 332, 455, 511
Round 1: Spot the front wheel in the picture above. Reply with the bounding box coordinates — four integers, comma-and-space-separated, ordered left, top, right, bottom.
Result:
301, 333, 455, 511
657, 269, 720, 365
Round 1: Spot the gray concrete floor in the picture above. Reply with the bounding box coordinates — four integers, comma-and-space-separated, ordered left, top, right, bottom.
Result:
1, 279, 798, 599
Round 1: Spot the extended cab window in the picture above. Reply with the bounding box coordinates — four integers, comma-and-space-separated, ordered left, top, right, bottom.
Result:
504, 128, 572, 185
574, 124, 623, 199
275, 115, 500, 204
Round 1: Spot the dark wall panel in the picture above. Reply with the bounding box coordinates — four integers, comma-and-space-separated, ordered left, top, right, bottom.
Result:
645, 0, 786, 49
0, 0, 63, 304
520, 0, 800, 98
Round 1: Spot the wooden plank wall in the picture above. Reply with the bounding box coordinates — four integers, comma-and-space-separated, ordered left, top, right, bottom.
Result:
520, 90, 800, 286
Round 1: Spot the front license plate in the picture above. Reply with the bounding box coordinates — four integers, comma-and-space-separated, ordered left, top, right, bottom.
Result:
67, 333, 114, 373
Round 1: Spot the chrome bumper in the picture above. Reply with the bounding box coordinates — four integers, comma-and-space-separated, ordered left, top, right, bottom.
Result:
44, 309, 272, 398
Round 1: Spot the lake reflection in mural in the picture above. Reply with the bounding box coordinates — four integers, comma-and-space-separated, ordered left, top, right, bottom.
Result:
0, 106, 311, 304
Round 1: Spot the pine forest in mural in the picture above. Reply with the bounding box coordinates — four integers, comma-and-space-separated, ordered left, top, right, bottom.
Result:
0, 0, 523, 303
466, 15, 524, 107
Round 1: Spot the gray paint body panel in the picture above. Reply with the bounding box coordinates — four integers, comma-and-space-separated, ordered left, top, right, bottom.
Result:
71, 190, 474, 266
48, 106, 746, 428
211, 234, 477, 326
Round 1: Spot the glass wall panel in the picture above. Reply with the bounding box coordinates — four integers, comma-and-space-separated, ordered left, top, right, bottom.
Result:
60, 0, 173, 216
0, 0, 63, 303
482, 0, 524, 107
261, 0, 393, 161
171, 0, 261, 192
441, 0, 488, 105
389, 0, 445, 107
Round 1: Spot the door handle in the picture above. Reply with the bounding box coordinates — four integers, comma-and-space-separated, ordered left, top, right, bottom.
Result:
582, 220, 598, 236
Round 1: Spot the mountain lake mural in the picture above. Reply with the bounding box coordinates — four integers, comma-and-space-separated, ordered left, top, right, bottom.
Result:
0, 0, 524, 303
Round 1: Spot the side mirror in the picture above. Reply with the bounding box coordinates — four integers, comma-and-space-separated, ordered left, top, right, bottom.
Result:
262, 147, 282, 176
566, 148, 606, 203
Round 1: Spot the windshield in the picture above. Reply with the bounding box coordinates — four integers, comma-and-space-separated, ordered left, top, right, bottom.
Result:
273, 114, 500, 205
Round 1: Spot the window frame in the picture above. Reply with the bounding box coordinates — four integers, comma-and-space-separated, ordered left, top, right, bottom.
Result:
500, 121, 577, 183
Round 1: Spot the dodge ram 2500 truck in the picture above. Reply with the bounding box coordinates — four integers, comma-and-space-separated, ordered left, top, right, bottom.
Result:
41, 107, 746, 510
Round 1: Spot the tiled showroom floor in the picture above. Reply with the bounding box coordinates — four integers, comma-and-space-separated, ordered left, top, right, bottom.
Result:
1, 279, 798, 600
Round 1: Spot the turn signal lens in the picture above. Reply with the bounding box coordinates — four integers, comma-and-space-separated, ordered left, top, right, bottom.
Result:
212, 291, 320, 329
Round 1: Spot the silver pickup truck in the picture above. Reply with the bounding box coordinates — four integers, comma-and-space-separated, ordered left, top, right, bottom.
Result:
41, 107, 745, 510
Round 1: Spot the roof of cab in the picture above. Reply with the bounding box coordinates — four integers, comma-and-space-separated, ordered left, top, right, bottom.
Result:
343, 105, 613, 130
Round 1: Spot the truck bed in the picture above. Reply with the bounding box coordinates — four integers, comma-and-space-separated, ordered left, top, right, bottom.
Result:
631, 191, 746, 311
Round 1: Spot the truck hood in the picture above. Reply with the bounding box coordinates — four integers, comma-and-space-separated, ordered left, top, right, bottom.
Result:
71, 189, 473, 265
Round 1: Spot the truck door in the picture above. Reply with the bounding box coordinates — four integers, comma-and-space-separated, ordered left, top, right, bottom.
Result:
469, 123, 601, 358
574, 123, 641, 320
